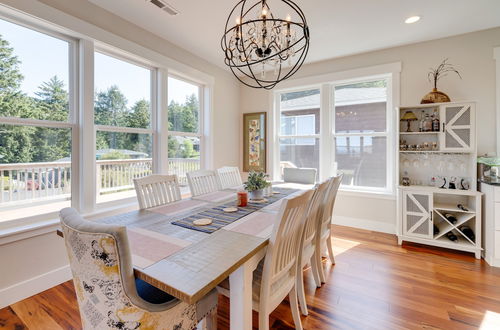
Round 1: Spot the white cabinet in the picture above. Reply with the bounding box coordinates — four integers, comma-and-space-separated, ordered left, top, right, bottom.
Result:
440, 103, 475, 152
398, 187, 482, 258
403, 191, 432, 239
479, 182, 500, 267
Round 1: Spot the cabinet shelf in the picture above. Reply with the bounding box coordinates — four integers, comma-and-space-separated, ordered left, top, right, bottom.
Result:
434, 203, 475, 214
400, 131, 440, 135
434, 236, 475, 248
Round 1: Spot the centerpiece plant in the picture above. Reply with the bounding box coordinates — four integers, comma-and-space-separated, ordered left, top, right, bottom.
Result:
244, 171, 270, 200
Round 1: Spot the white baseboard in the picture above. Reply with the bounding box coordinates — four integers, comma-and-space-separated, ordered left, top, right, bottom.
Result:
0, 264, 72, 309
333, 216, 396, 234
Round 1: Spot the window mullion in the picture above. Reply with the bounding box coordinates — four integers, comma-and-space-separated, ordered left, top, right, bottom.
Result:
79, 39, 96, 213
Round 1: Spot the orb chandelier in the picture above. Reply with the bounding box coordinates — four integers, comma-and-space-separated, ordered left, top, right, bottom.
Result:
221, 0, 310, 89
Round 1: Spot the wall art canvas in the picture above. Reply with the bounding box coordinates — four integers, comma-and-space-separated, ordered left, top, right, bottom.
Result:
243, 112, 266, 172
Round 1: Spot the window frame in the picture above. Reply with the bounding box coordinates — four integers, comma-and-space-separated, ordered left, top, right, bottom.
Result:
93, 48, 157, 205
331, 76, 393, 194
166, 74, 205, 179
0, 4, 215, 232
0, 14, 79, 227
272, 64, 400, 196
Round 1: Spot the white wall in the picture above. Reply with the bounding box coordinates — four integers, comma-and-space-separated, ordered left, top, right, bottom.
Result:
240, 27, 500, 233
0, 0, 240, 308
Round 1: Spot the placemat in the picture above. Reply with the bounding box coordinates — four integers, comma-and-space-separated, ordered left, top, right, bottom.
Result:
171, 187, 298, 233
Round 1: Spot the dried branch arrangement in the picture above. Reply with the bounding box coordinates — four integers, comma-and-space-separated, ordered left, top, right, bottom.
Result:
428, 58, 462, 89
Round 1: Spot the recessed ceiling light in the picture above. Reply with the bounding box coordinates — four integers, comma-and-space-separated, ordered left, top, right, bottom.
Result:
405, 16, 421, 24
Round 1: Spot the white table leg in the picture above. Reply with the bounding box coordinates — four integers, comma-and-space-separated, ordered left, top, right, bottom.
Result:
229, 249, 266, 330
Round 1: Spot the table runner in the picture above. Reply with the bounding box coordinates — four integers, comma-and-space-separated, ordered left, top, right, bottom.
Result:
171, 187, 299, 233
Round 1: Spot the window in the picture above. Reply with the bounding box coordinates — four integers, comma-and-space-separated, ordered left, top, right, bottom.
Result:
278, 89, 320, 177
94, 51, 154, 203
167, 76, 202, 186
333, 79, 389, 191
0, 18, 75, 223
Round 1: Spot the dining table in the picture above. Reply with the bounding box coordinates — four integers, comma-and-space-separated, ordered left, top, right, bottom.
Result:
58, 182, 312, 330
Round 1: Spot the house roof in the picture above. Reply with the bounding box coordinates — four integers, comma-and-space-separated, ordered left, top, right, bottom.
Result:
280, 87, 386, 111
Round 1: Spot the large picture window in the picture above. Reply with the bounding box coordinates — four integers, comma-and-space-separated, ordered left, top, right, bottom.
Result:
167, 76, 202, 187
276, 76, 394, 194
0, 18, 75, 222
94, 51, 154, 203
333, 79, 389, 191
278, 89, 320, 178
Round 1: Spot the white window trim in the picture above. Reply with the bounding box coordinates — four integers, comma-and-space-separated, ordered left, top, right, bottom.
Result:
0, 2, 215, 236
272, 63, 401, 197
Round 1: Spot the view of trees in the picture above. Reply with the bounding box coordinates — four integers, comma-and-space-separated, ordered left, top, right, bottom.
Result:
0, 34, 200, 164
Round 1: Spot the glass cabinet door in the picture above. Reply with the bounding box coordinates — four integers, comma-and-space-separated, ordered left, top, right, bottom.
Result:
403, 191, 433, 238
439, 103, 475, 152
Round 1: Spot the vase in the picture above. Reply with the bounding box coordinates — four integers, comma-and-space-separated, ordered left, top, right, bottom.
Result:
420, 88, 451, 104
249, 189, 264, 200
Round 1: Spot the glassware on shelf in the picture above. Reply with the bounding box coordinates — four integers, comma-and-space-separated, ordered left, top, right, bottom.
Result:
432, 109, 440, 132
419, 110, 425, 132
424, 113, 433, 132
412, 159, 420, 168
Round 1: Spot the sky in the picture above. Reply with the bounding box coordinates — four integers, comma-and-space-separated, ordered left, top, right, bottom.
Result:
0, 18, 197, 106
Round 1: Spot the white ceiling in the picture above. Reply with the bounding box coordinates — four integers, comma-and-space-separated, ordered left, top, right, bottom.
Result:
89, 0, 500, 70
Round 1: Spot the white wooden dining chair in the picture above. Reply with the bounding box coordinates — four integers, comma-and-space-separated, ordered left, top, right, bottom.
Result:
315, 174, 343, 284
216, 166, 243, 189
186, 169, 221, 197
218, 189, 314, 330
296, 179, 331, 316
133, 174, 181, 210
59, 207, 218, 330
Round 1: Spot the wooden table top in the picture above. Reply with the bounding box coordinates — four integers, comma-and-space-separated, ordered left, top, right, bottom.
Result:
58, 183, 311, 304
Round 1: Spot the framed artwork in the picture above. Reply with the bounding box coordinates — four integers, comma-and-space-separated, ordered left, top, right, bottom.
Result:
243, 112, 267, 172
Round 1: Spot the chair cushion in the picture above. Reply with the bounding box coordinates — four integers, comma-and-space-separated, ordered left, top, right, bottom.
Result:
135, 278, 177, 305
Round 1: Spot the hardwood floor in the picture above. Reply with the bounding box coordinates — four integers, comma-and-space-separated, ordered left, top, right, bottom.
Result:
2, 225, 500, 329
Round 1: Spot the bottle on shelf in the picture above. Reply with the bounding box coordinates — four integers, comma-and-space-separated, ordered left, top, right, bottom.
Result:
432, 109, 440, 132
419, 110, 425, 132
444, 213, 458, 224
459, 226, 475, 241
433, 225, 440, 236
446, 231, 458, 242
424, 113, 433, 132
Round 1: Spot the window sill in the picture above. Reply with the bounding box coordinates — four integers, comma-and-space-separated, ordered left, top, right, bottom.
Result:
338, 189, 396, 200
0, 201, 139, 245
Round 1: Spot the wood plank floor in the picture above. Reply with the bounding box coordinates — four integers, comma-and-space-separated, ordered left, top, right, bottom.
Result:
2, 225, 500, 329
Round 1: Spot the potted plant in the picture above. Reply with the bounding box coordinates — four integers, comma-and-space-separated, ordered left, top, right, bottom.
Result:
244, 171, 270, 200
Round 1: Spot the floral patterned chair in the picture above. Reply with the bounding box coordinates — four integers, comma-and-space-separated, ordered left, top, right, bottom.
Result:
60, 207, 218, 330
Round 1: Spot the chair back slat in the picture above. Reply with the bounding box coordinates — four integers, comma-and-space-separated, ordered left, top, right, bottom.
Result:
259, 189, 314, 308
187, 170, 221, 197
302, 180, 331, 248
320, 174, 343, 234
216, 166, 243, 189
134, 175, 182, 209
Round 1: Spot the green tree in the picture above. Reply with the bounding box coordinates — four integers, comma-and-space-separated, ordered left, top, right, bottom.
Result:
126, 99, 150, 129
0, 34, 35, 163
167, 94, 199, 133
31, 76, 71, 162
35, 75, 68, 121
94, 86, 128, 126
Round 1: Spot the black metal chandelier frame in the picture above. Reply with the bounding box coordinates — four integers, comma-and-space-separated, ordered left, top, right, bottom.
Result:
221, 0, 310, 89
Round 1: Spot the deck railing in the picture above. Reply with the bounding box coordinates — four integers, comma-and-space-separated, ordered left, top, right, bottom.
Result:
0, 158, 200, 204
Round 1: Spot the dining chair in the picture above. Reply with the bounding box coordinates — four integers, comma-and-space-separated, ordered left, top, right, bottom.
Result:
218, 189, 314, 330
133, 174, 181, 210
296, 179, 331, 316
216, 166, 243, 189
283, 167, 317, 184
315, 174, 343, 284
186, 169, 221, 197
59, 207, 218, 330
